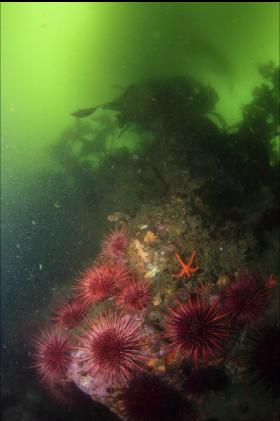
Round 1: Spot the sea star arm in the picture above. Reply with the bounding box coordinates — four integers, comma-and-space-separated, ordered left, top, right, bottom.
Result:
188, 251, 196, 266
174, 253, 187, 267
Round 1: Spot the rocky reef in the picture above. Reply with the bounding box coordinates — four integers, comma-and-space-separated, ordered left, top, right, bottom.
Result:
26, 64, 280, 420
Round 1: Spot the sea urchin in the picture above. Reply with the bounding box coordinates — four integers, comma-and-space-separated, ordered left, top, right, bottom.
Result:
78, 312, 146, 385
183, 365, 230, 396
244, 321, 280, 395
165, 295, 229, 367
102, 226, 128, 261
51, 299, 86, 329
115, 280, 151, 313
119, 373, 195, 421
74, 262, 129, 306
32, 328, 72, 385
221, 272, 272, 325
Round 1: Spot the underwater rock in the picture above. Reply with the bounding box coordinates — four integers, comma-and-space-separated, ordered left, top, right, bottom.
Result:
32, 67, 279, 420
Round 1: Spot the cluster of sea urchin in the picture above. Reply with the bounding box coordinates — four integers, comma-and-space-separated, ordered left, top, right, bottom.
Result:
31, 227, 152, 399
31, 225, 277, 420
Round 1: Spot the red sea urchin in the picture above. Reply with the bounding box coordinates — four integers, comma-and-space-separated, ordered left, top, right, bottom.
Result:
119, 374, 196, 421
78, 312, 146, 385
183, 365, 230, 396
32, 328, 72, 385
115, 280, 151, 313
46, 381, 100, 413
221, 272, 272, 325
74, 262, 129, 306
102, 226, 128, 261
165, 295, 229, 367
51, 299, 86, 329
244, 321, 280, 396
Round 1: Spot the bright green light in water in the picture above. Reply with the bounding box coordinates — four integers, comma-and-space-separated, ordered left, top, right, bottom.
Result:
1, 2, 279, 175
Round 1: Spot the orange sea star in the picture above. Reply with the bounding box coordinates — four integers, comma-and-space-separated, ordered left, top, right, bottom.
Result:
172, 251, 199, 279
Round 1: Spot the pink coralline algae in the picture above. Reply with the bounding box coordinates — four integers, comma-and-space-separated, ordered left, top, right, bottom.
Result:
67, 349, 112, 403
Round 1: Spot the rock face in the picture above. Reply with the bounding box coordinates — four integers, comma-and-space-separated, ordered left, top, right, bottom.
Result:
28, 215, 277, 420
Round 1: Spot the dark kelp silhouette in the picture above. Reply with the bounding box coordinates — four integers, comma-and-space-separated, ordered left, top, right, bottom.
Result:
54, 65, 279, 226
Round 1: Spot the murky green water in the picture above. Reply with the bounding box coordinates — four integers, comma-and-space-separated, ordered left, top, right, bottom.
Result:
1, 3, 279, 421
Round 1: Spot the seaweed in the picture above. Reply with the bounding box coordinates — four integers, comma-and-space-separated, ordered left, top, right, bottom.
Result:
51, 63, 279, 239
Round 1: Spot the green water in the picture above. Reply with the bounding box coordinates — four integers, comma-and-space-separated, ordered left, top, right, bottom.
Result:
1, 2, 279, 175
1, 3, 279, 421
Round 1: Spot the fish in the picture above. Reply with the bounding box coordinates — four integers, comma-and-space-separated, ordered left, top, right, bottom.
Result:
71, 107, 99, 118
